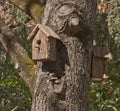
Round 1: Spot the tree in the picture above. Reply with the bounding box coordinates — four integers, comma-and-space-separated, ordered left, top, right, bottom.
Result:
0, 0, 97, 111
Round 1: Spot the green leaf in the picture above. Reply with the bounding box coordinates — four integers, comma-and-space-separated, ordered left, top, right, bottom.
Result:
107, 105, 118, 111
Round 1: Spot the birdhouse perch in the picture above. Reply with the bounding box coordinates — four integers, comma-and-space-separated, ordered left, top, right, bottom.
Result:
27, 24, 60, 61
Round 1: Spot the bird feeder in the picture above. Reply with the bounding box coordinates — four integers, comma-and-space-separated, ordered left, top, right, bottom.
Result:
90, 46, 112, 82
27, 24, 60, 61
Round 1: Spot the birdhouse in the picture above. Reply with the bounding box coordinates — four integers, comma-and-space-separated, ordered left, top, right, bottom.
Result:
27, 24, 60, 61
90, 46, 112, 82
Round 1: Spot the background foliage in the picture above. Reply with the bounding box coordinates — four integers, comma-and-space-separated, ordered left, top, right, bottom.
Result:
0, 1, 33, 111
89, 0, 120, 111
0, 0, 119, 111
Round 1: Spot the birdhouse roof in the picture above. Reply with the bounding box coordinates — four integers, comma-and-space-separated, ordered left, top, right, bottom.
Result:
93, 46, 112, 60
27, 24, 60, 41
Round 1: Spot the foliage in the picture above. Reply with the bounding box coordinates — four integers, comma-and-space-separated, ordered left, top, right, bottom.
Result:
0, 49, 32, 111
89, 0, 120, 111
89, 81, 120, 111
0, 1, 33, 111
107, 0, 120, 75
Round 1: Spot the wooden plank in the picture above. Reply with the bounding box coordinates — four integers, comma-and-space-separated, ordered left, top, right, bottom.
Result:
91, 57, 108, 81
27, 26, 39, 41
92, 57, 104, 77
37, 24, 60, 40
93, 46, 110, 58
32, 30, 57, 61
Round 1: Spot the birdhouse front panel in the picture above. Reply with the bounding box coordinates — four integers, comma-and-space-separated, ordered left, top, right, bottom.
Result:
32, 30, 42, 60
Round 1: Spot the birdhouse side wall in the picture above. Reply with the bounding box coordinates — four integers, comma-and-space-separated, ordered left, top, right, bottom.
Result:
48, 37, 57, 61
40, 32, 49, 60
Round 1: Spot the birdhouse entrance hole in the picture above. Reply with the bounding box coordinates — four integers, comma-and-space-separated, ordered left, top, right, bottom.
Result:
36, 40, 41, 45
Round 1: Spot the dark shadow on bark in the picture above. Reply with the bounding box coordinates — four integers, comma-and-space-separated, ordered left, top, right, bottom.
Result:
40, 40, 68, 111
42, 40, 70, 77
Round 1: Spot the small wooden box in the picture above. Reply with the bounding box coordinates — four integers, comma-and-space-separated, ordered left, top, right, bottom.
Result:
27, 24, 60, 61
91, 46, 112, 82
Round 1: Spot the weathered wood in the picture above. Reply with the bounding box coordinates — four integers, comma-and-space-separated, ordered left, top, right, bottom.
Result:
91, 46, 110, 82
37, 24, 60, 40
28, 24, 60, 61
27, 24, 60, 41
27, 26, 39, 41
93, 46, 111, 58
91, 57, 108, 81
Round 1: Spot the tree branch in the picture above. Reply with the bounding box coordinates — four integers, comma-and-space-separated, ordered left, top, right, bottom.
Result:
9, 0, 44, 22
0, 19, 37, 94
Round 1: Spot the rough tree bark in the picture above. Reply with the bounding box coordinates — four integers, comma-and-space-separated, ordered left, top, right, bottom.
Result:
31, 0, 97, 111
0, 0, 97, 111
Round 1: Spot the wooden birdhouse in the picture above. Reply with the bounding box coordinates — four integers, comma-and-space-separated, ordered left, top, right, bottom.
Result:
27, 24, 60, 61
90, 46, 112, 82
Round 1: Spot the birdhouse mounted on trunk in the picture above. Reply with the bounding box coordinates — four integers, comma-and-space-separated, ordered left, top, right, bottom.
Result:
27, 24, 60, 61
90, 46, 112, 82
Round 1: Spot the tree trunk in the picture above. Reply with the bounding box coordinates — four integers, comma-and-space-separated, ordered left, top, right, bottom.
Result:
0, 0, 96, 110
31, 0, 97, 111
